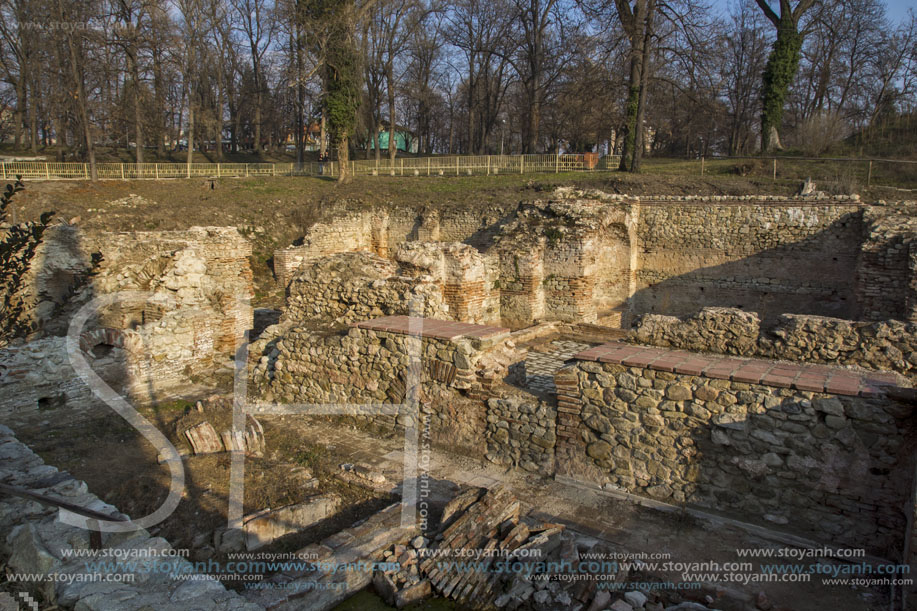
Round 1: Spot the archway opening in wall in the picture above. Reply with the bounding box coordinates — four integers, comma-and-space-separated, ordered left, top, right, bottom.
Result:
92, 343, 116, 359
38, 394, 66, 411
85, 340, 131, 395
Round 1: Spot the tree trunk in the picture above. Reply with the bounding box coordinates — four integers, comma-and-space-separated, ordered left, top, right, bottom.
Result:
27, 79, 38, 155
760, 19, 803, 152
528, 77, 540, 154
374, 121, 381, 162
13, 81, 23, 149
254, 92, 262, 154
337, 135, 350, 183
61, 0, 96, 180
187, 93, 194, 175
319, 110, 327, 157
631, 0, 655, 173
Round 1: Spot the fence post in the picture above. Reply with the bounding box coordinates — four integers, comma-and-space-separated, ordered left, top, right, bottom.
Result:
246, 164, 249, 177
401, 158, 404, 176
456, 156, 459, 176
45, 163, 50, 179
555, 154, 559, 173
520, 155, 524, 174
772, 158, 777, 181
155, 164, 159, 179
217, 163, 221, 178
487, 155, 490, 176
272, 164, 276, 177
1, 162, 6, 180
867, 160, 873, 187
427, 157, 431, 176
701, 156, 705, 176
120, 164, 125, 180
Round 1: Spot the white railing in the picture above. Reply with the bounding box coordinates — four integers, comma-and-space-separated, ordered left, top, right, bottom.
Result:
0, 154, 620, 181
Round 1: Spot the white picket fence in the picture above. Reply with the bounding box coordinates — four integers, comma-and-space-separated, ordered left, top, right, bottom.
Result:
0, 154, 621, 181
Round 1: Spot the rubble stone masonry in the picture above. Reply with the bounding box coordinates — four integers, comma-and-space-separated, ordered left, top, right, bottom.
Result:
1, 226, 253, 426
631, 307, 917, 379
557, 342, 914, 558
273, 194, 916, 331
248, 316, 523, 457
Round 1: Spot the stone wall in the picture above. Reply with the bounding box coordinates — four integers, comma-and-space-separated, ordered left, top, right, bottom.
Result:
32, 226, 252, 349
555, 345, 915, 558
632, 203, 865, 322
856, 205, 917, 321
1, 226, 253, 427
248, 318, 521, 457
486, 194, 635, 328
395, 242, 499, 325
485, 396, 556, 475
273, 204, 516, 287
0, 424, 263, 610
282, 252, 448, 326
272, 193, 917, 330
630, 307, 917, 378
0, 336, 101, 426
273, 210, 387, 286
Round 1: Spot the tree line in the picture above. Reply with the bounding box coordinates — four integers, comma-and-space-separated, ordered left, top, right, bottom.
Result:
0, 0, 914, 180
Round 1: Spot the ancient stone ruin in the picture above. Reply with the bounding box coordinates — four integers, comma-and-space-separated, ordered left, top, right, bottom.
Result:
2, 190, 916, 610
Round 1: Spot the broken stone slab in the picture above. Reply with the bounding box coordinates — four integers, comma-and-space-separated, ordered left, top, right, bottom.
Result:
243, 494, 341, 551
184, 422, 223, 454
586, 591, 612, 611
213, 527, 246, 553
220, 417, 265, 456
395, 578, 431, 608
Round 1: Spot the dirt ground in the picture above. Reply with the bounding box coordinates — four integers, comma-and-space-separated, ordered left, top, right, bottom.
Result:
11, 392, 395, 590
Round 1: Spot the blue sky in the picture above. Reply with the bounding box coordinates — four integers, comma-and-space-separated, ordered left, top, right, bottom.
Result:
709, 0, 915, 24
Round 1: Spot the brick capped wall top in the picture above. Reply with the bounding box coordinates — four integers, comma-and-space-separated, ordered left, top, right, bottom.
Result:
352, 315, 509, 341
573, 341, 909, 398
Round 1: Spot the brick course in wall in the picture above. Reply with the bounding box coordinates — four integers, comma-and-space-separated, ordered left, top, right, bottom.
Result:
575, 341, 907, 396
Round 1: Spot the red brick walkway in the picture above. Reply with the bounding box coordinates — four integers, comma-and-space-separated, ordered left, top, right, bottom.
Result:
353, 316, 509, 341
574, 341, 907, 398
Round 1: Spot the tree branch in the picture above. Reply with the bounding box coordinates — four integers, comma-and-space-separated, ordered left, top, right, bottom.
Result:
754, 0, 780, 27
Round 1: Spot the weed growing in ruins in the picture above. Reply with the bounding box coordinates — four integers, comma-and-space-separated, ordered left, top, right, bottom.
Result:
294, 445, 329, 472
0, 177, 54, 346
544, 226, 563, 246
